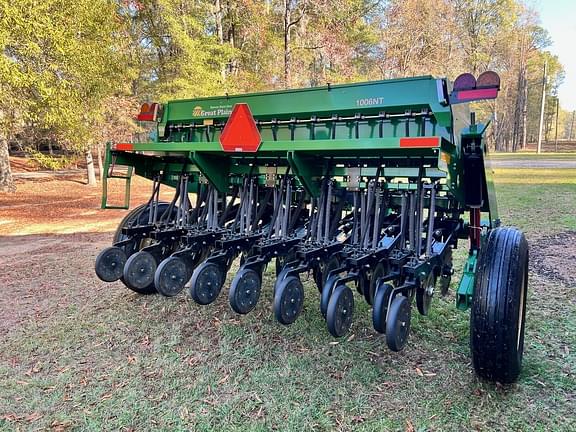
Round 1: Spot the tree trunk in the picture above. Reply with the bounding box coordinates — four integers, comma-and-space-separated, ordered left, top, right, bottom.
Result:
520, 70, 528, 149
0, 135, 16, 192
214, 0, 227, 79
283, 0, 292, 88
215, 0, 224, 44
86, 149, 97, 186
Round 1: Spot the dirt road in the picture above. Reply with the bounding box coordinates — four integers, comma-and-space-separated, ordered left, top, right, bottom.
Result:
490, 158, 576, 168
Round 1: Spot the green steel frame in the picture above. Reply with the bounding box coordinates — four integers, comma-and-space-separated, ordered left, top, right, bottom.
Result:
101, 74, 500, 311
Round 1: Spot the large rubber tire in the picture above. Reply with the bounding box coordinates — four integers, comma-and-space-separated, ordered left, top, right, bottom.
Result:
113, 201, 177, 244
113, 203, 163, 243
471, 227, 529, 384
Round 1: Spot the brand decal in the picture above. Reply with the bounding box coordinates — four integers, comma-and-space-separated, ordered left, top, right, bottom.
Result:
192, 104, 233, 117
356, 97, 384, 107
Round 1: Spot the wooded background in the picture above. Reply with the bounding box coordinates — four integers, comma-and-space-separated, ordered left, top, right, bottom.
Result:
0, 0, 570, 191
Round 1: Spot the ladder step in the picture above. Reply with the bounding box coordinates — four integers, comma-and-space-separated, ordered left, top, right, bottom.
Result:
103, 205, 130, 210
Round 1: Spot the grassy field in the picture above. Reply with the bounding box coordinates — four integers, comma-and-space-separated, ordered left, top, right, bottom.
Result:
0, 168, 575, 431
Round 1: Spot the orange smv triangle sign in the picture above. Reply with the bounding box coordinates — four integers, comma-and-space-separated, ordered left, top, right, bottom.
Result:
219, 103, 261, 152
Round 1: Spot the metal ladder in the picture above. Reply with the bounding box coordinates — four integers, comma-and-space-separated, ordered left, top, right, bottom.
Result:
101, 142, 133, 209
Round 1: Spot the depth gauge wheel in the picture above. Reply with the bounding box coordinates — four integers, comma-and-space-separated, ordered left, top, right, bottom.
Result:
154, 256, 188, 297
95, 246, 127, 282
122, 251, 158, 294
326, 284, 354, 338
189, 262, 225, 305
386, 295, 411, 352
274, 275, 304, 325
229, 268, 262, 314
471, 227, 528, 383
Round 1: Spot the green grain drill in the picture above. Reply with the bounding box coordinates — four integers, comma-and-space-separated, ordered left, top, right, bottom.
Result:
96, 72, 528, 383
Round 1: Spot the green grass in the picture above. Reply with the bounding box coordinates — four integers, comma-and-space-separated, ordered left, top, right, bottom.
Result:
493, 168, 576, 234
1, 169, 575, 431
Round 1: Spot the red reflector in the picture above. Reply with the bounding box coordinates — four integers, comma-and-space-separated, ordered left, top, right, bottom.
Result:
456, 88, 498, 101
115, 143, 133, 151
137, 102, 161, 122
219, 104, 261, 153
400, 137, 440, 148
137, 113, 156, 122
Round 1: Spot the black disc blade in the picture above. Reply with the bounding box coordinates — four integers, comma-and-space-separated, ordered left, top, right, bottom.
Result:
416, 274, 435, 316
365, 262, 387, 305
372, 282, 394, 334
